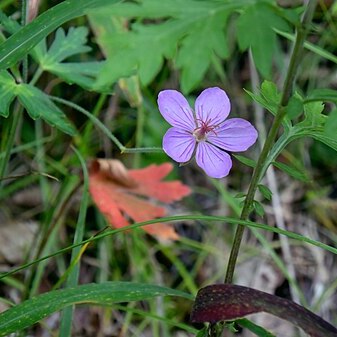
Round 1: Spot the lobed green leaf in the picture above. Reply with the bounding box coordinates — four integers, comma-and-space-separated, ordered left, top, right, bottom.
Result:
0, 70, 75, 134
244, 80, 292, 130
0, 70, 16, 117
39, 27, 91, 66
324, 109, 337, 142
237, 2, 290, 77
0, 0, 118, 69
286, 92, 303, 120
16, 84, 76, 135
89, 0, 246, 93
44, 61, 105, 91
176, 11, 229, 93
30, 25, 107, 91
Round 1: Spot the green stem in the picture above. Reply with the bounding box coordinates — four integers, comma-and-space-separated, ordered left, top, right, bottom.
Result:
29, 66, 44, 86
21, 0, 28, 83
134, 103, 145, 168
1, 213, 336, 282
0, 105, 22, 183
35, 119, 49, 207
0, 0, 28, 183
59, 146, 89, 337
224, 0, 317, 284
50, 96, 163, 154
79, 93, 107, 154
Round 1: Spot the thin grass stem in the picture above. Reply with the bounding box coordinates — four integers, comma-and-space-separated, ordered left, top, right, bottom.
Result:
50, 96, 163, 154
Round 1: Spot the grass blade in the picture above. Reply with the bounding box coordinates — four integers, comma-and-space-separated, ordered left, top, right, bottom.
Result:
0, 282, 192, 336
0, 0, 118, 69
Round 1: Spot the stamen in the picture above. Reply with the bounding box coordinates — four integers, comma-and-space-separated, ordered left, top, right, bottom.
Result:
193, 118, 219, 141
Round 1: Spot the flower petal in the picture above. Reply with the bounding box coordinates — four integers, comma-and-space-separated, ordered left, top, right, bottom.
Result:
195, 87, 231, 126
208, 118, 258, 152
195, 142, 232, 178
158, 90, 195, 130
163, 127, 196, 163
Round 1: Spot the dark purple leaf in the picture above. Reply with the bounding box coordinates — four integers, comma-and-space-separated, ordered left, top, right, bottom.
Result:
190, 284, 337, 337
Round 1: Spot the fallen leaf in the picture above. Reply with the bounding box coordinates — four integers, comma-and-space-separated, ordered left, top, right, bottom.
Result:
89, 160, 191, 240
190, 284, 337, 337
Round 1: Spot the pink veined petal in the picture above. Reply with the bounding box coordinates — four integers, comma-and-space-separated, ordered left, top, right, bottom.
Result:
195, 142, 232, 178
163, 127, 196, 163
158, 90, 195, 131
195, 87, 231, 126
208, 118, 258, 152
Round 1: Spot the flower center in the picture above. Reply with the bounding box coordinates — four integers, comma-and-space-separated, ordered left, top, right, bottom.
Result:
192, 119, 217, 142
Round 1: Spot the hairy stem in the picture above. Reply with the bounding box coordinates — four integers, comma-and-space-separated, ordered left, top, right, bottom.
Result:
224, 0, 317, 284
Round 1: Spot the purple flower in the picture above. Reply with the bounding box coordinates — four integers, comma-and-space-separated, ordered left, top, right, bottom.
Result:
157, 87, 258, 178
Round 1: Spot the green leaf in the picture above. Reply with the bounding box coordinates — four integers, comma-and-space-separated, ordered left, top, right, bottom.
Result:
0, 282, 192, 337
0, 70, 16, 117
233, 154, 256, 168
292, 92, 337, 152
245, 88, 274, 112
176, 11, 229, 93
226, 321, 239, 333
305, 101, 325, 115
40, 27, 91, 65
0, 0, 118, 69
275, 28, 337, 65
191, 284, 337, 337
0, 10, 21, 35
46, 62, 105, 91
93, 22, 173, 88
196, 327, 208, 337
253, 200, 265, 217
16, 84, 76, 135
273, 161, 309, 182
244, 80, 292, 130
286, 92, 303, 119
260, 80, 281, 108
306, 88, 337, 103
324, 109, 337, 141
302, 101, 325, 127
237, 318, 276, 337
312, 132, 337, 153
237, 2, 289, 77
49, 62, 101, 80
258, 184, 272, 201
32, 26, 107, 91
89, 0, 245, 93
244, 80, 280, 115
290, 124, 337, 155
235, 192, 246, 199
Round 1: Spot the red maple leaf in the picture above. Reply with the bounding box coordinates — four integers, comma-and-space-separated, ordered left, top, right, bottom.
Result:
89, 159, 191, 240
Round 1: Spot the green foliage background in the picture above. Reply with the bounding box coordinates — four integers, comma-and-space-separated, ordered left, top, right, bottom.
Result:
1, 0, 337, 336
